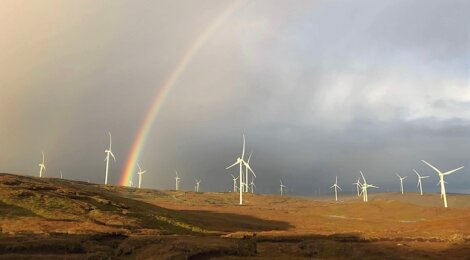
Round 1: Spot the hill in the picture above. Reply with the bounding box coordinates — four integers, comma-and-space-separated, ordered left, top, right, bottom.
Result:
0, 173, 469, 259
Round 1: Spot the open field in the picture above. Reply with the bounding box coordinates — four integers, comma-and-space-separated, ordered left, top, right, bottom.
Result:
0, 173, 469, 259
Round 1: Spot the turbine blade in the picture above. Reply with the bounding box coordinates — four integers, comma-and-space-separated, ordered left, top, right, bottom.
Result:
360, 171, 366, 183
413, 169, 420, 178
421, 160, 442, 175
443, 166, 464, 176
241, 135, 246, 160
243, 161, 256, 177
337, 185, 342, 191
137, 163, 142, 172
422, 176, 430, 178
247, 151, 253, 163
110, 151, 116, 161
226, 161, 239, 170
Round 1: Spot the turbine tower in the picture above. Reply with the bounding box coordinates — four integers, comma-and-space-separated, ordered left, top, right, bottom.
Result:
175, 170, 181, 191
280, 180, 286, 196
413, 169, 429, 196
104, 132, 116, 185
421, 160, 463, 208
330, 176, 342, 202
226, 135, 256, 205
60, 170, 63, 179
137, 163, 146, 189
38, 151, 46, 178
396, 174, 407, 194
195, 179, 201, 192
353, 178, 362, 197
360, 171, 378, 202
231, 174, 239, 192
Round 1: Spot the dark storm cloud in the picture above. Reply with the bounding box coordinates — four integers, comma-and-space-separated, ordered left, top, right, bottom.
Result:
1, 0, 469, 195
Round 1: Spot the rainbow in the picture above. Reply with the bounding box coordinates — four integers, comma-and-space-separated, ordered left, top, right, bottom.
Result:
119, 1, 245, 186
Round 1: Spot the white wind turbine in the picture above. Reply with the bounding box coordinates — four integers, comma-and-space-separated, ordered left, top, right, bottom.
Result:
226, 135, 256, 205
104, 132, 116, 185
353, 178, 362, 197
175, 170, 181, 191
280, 180, 286, 196
38, 151, 46, 178
195, 179, 201, 192
421, 160, 464, 208
330, 176, 342, 202
60, 170, 63, 179
137, 163, 146, 189
249, 176, 256, 193
396, 174, 407, 195
230, 174, 239, 192
360, 171, 378, 202
413, 169, 429, 196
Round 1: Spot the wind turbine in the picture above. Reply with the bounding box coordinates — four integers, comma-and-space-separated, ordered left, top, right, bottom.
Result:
60, 170, 63, 179
38, 151, 46, 178
249, 176, 256, 193
280, 180, 286, 196
104, 132, 116, 185
230, 174, 239, 192
175, 170, 181, 191
353, 178, 362, 196
396, 174, 407, 194
137, 163, 146, 189
226, 135, 256, 205
360, 171, 378, 202
244, 151, 253, 192
195, 179, 201, 192
330, 176, 342, 202
421, 160, 464, 208
413, 169, 429, 196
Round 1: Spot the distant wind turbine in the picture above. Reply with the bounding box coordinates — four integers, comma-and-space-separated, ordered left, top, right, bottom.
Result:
413, 169, 429, 196
359, 171, 378, 202
137, 163, 146, 189
226, 135, 256, 205
280, 180, 286, 196
231, 174, 239, 192
330, 176, 342, 202
38, 151, 46, 178
175, 170, 181, 191
60, 170, 63, 179
104, 132, 116, 185
249, 176, 256, 193
421, 160, 463, 208
195, 179, 201, 192
353, 178, 362, 197
396, 174, 407, 194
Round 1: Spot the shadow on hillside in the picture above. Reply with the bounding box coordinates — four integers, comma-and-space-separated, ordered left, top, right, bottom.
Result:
167, 209, 292, 233
0, 201, 38, 218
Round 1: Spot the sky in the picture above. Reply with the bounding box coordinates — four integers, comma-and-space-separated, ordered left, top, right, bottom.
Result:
1, 0, 470, 195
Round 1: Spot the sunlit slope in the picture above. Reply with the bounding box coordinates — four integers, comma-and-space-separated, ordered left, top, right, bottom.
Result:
0, 173, 210, 235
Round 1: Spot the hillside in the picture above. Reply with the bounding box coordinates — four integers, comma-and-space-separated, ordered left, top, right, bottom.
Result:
0, 173, 469, 259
